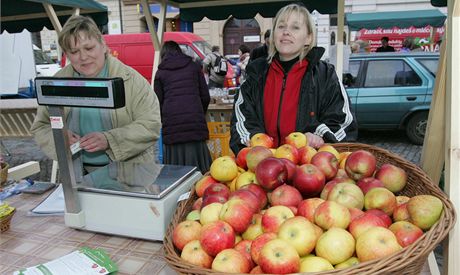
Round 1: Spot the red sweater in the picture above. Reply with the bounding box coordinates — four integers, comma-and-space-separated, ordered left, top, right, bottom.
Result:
263, 59, 308, 147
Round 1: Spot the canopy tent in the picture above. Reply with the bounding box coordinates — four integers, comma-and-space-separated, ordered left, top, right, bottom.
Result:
432, 0, 448, 6
346, 9, 446, 31
1, 0, 108, 33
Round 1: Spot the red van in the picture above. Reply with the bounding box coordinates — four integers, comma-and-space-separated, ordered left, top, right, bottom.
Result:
102, 32, 236, 87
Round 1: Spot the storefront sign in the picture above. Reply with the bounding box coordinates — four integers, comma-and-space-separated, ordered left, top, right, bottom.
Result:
356, 26, 444, 52
243, 35, 260, 43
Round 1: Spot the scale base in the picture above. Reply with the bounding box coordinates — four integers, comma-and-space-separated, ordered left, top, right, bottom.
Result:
64, 211, 86, 228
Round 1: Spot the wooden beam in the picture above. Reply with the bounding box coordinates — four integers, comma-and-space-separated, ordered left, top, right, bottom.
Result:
445, 0, 460, 274
42, 3, 62, 33
336, 0, 345, 82
7, 161, 41, 181
420, 29, 447, 184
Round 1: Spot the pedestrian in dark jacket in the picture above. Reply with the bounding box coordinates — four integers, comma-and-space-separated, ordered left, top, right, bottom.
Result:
249, 29, 271, 62
230, 3, 357, 154
154, 41, 212, 173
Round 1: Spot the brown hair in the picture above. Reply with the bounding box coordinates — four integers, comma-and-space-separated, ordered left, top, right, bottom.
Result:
58, 15, 106, 54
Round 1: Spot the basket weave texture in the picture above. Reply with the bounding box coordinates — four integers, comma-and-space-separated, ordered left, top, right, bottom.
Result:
1, 209, 15, 233
164, 143, 456, 275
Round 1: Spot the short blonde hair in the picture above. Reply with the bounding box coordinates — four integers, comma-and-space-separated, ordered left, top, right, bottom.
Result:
58, 15, 105, 53
268, 4, 316, 63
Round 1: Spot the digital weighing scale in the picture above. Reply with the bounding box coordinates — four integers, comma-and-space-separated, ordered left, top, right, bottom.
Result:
35, 77, 202, 240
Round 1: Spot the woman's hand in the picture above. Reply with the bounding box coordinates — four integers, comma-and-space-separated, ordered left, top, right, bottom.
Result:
305, 132, 324, 149
80, 132, 109, 152
67, 130, 81, 145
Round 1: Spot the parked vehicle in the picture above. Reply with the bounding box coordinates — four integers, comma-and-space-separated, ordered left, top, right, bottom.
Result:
33, 45, 61, 77
343, 52, 439, 145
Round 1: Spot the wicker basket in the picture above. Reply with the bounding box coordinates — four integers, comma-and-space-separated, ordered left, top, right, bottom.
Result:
164, 143, 456, 275
1, 209, 15, 233
0, 162, 8, 186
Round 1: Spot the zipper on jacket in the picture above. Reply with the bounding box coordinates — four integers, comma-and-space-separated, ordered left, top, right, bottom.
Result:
276, 74, 287, 145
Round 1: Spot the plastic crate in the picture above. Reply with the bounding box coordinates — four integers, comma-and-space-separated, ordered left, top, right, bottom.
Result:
207, 122, 234, 160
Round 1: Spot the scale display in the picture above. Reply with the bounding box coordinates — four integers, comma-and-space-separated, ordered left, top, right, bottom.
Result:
77, 162, 198, 199
35, 77, 125, 108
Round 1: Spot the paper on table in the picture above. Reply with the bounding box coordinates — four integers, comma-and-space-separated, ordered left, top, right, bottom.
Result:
29, 184, 65, 215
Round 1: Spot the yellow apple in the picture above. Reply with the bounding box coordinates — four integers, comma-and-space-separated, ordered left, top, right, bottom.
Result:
299, 256, 334, 272
285, 132, 308, 148
210, 156, 239, 182
318, 144, 340, 159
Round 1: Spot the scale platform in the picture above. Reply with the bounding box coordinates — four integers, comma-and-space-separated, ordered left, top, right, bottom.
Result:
72, 162, 201, 241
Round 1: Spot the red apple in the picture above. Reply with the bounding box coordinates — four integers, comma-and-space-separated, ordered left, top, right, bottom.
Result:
364, 187, 397, 216
310, 151, 339, 180
315, 227, 355, 265
203, 183, 230, 201
180, 240, 213, 268
200, 220, 236, 257
274, 144, 299, 164
229, 189, 260, 213
250, 232, 278, 265
255, 157, 287, 191
366, 209, 393, 227
357, 177, 385, 194
375, 163, 407, 193
345, 150, 377, 181
212, 248, 251, 273
250, 133, 274, 148
389, 221, 424, 247
192, 197, 203, 210
246, 146, 273, 172
285, 132, 308, 148
258, 239, 300, 274
219, 199, 254, 234
292, 164, 326, 198
240, 183, 268, 210
236, 147, 251, 170
314, 201, 351, 230
210, 156, 239, 182
336, 168, 350, 179
278, 158, 297, 183
298, 146, 317, 165
348, 207, 365, 221
250, 265, 263, 274
327, 182, 365, 210
356, 227, 402, 262
261, 205, 294, 233
234, 240, 255, 269
195, 175, 220, 198
297, 198, 325, 223
201, 195, 227, 209
320, 177, 355, 200
278, 216, 317, 256
172, 220, 202, 251
242, 213, 264, 240
348, 212, 388, 239
269, 184, 302, 208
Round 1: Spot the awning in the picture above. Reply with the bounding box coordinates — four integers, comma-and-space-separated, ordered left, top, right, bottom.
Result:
346, 9, 446, 31
431, 0, 447, 7
123, 0, 338, 21
1, 0, 108, 33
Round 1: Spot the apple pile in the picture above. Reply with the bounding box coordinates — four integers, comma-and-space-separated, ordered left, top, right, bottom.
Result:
172, 132, 444, 274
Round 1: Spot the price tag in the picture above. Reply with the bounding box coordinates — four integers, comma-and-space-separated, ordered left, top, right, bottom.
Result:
50, 116, 64, 129
70, 141, 82, 155
177, 191, 190, 202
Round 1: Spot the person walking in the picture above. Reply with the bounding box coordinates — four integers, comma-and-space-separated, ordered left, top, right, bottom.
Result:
154, 41, 212, 173
237, 44, 251, 84
376, 36, 395, 52
202, 45, 225, 89
230, 3, 357, 154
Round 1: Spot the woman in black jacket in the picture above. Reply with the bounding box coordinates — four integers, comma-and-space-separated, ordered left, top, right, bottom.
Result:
230, 3, 357, 154
154, 41, 212, 173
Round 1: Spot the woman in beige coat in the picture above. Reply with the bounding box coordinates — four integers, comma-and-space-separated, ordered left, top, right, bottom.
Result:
31, 15, 161, 178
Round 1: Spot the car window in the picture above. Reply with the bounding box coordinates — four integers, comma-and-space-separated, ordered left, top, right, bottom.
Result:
364, 60, 422, 87
416, 58, 439, 76
343, 60, 361, 88
193, 41, 212, 56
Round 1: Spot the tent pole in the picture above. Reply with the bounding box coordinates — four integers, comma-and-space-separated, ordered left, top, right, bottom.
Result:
42, 3, 62, 33
140, 0, 162, 87
336, 0, 344, 82
445, 0, 460, 274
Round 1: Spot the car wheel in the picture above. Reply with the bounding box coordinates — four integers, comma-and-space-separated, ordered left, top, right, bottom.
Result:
405, 112, 428, 145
